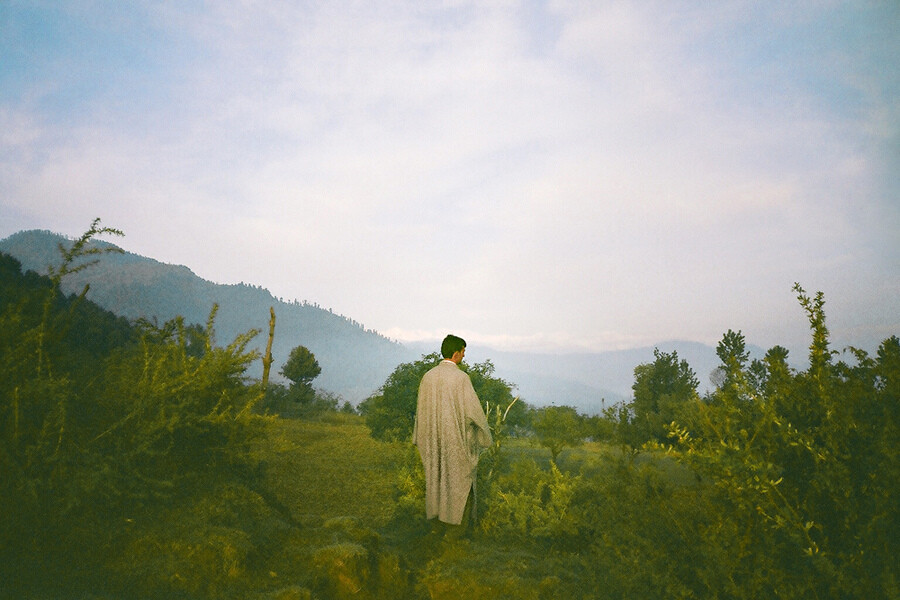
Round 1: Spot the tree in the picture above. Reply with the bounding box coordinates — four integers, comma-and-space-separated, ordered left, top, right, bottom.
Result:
716, 329, 749, 383
280, 345, 321, 404
532, 405, 585, 463
465, 359, 527, 431
667, 286, 900, 598
584, 411, 616, 442
750, 344, 792, 397
620, 348, 699, 446
711, 329, 757, 407
359, 353, 441, 442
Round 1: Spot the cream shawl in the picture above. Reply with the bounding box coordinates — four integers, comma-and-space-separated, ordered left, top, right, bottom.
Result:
413, 360, 492, 525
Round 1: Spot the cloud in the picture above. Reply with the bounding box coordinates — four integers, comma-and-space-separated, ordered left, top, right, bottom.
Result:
1, 1, 897, 356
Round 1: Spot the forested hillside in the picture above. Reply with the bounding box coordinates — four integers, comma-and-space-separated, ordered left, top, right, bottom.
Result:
0, 229, 414, 403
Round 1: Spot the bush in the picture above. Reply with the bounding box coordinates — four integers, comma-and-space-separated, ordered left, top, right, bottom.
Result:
480, 458, 579, 543
0, 222, 273, 598
666, 286, 900, 598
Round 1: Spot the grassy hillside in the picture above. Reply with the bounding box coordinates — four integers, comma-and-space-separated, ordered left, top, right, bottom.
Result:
259, 415, 404, 528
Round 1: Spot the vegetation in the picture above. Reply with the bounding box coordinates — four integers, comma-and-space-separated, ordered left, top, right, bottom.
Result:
0, 228, 412, 403
664, 287, 899, 598
530, 405, 586, 462
362, 288, 897, 598
281, 346, 322, 391
617, 347, 699, 446
1, 221, 896, 599
254, 344, 327, 414
1, 222, 268, 596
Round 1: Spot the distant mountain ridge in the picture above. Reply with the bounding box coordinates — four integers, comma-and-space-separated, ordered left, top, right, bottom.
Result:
416, 339, 763, 412
1, 229, 762, 411
0, 229, 415, 403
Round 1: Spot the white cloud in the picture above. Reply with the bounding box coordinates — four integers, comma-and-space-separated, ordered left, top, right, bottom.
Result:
1, 1, 897, 355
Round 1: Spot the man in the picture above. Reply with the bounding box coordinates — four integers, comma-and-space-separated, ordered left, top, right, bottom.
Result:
413, 334, 492, 533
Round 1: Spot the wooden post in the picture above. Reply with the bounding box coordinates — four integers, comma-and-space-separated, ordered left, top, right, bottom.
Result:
261, 307, 276, 389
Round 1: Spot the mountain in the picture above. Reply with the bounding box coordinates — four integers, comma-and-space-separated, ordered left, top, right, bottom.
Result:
0, 229, 416, 403
458, 339, 767, 413
485, 340, 766, 401
1, 229, 768, 412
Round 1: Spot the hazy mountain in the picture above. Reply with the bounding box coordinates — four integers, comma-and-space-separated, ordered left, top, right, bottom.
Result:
0, 229, 416, 403
2, 229, 770, 412
444, 340, 766, 413
473, 340, 765, 404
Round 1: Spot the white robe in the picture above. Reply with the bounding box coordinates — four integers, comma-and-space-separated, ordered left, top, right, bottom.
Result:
413, 360, 492, 525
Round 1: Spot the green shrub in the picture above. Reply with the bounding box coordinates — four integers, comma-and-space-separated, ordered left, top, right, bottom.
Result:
666, 287, 900, 598
480, 458, 579, 542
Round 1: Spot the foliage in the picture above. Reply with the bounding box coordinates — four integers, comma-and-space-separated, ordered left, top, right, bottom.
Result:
95, 306, 265, 496
481, 458, 580, 541
466, 359, 523, 430
477, 394, 529, 498
0, 221, 270, 597
664, 284, 899, 598
1, 222, 139, 591
565, 455, 715, 598
280, 344, 321, 404
359, 352, 440, 441
530, 405, 586, 462
258, 383, 344, 419
582, 411, 616, 442
617, 347, 700, 447
448, 285, 897, 599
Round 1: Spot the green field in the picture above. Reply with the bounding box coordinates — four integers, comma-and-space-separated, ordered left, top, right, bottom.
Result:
236, 414, 708, 600
259, 415, 406, 529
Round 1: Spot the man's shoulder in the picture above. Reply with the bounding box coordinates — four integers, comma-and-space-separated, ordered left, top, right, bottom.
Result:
421, 362, 446, 381
424, 361, 447, 374
423, 361, 466, 380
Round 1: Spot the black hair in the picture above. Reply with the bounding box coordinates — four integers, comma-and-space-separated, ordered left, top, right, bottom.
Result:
440, 334, 466, 359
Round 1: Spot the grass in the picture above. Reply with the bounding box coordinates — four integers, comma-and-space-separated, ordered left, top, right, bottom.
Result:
74, 414, 700, 599
253, 417, 687, 530
256, 414, 407, 528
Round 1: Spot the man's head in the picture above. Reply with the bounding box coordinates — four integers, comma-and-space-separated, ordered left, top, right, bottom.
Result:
441, 334, 467, 363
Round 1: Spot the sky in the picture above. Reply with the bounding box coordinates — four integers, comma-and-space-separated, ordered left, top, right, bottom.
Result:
1, 1, 898, 358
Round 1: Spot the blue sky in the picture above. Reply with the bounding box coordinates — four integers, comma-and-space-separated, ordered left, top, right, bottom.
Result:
1, 1, 897, 356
